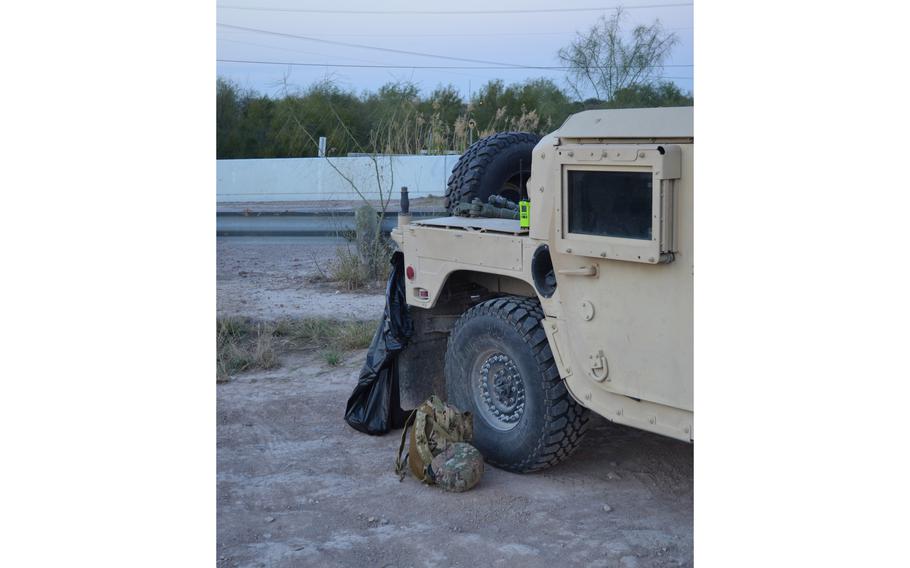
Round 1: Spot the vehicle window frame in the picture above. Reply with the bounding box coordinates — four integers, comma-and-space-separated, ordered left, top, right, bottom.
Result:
565, 168, 655, 241
556, 164, 663, 264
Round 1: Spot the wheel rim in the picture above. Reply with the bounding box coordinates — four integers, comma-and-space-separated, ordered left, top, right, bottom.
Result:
473, 352, 526, 431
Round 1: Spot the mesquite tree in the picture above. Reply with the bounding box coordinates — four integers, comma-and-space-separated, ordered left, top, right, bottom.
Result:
558, 8, 678, 101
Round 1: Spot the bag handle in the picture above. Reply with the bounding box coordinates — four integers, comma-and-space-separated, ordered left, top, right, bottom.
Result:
395, 409, 418, 481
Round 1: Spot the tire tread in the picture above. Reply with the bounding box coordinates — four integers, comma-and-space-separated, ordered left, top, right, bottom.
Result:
443, 132, 542, 212
445, 295, 589, 472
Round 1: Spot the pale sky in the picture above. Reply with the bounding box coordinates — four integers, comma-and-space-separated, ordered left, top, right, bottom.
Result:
216, 1, 694, 99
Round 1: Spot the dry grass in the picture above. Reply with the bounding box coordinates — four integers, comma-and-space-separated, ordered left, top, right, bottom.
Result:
327, 205, 393, 290
273, 317, 376, 350
329, 247, 368, 290
217, 319, 279, 382
337, 320, 376, 350
217, 317, 378, 381
329, 244, 392, 290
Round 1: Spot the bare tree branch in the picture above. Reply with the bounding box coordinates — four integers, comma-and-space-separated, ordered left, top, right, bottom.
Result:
557, 8, 677, 102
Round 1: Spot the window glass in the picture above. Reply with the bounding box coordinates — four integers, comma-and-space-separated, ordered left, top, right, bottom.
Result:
567, 170, 653, 240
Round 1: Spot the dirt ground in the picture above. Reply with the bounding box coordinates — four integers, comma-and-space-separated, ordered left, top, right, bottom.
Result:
217, 237, 693, 567
217, 236, 385, 321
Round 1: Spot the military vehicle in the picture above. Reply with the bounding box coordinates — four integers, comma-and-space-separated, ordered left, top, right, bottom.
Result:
391, 107, 693, 473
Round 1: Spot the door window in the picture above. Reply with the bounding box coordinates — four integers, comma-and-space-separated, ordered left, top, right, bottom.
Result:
566, 170, 653, 240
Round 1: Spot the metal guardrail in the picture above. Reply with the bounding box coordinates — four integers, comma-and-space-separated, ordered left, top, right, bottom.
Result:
216, 210, 445, 237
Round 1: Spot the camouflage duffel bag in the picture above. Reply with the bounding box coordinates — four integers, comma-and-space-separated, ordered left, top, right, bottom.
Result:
395, 395, 484, 492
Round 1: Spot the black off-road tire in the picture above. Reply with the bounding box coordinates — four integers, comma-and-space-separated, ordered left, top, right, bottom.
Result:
444, 296, 588, 472
444, 132, 541, 213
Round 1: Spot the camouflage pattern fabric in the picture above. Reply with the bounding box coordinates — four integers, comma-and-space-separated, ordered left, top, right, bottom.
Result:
430, 442, 484, 493
486, 195, 519, 211
452, 197, 520, 220
395, 396, 483, 491
451, 200, 476, 217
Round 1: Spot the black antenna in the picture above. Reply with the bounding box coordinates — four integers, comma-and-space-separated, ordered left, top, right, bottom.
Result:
519, 158, 525, 201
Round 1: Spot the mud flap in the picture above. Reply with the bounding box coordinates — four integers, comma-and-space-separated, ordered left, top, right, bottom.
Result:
397, 310, 448, 409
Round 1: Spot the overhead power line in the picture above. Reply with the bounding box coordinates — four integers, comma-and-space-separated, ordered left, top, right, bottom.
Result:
218, 23, 532, 67
215, 56, 693, 70
216, 38, 693, 68
217, 3, 693, 15
218, 23, 693, 69
216, 58, 694, 79
218, 26, 694, 39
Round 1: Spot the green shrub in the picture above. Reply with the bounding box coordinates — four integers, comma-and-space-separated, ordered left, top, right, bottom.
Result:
322, 349, 342, 366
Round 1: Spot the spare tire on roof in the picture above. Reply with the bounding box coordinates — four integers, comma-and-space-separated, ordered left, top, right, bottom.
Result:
444, 132, 541, 213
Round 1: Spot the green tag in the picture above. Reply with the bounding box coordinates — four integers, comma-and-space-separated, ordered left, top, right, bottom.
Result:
519, 200, 530, 229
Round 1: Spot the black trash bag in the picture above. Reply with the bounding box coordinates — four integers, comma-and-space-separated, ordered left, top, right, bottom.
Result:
344, 251, 414, 435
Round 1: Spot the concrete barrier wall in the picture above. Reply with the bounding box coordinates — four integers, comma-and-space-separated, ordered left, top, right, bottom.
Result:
216, 155, 461, 202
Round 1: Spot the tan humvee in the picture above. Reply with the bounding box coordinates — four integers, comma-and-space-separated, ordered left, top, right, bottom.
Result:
391, 107, 693, 472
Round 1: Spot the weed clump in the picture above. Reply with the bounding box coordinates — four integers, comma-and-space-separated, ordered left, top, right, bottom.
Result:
329, 205, 392, 290
338, 320, 376, 350
330, 247, 368, 290
322, 349, 342, 366
217, 317, 378, 381
217, 319, 277, 381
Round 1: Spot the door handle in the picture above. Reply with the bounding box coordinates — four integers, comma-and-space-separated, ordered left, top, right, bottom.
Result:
557, 265, 597, 277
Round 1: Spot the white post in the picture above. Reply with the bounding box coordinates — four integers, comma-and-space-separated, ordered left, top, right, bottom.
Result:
318, 136, 327, 158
